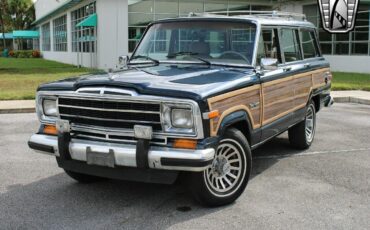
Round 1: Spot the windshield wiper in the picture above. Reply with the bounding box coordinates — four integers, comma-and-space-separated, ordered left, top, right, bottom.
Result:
167, 52, 211, 66
129, 55, 159, 66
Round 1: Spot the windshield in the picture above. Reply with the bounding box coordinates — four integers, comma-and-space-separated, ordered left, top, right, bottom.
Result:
130, 20, 257, 67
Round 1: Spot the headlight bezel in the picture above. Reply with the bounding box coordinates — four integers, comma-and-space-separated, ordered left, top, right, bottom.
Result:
162, 102, 198, 136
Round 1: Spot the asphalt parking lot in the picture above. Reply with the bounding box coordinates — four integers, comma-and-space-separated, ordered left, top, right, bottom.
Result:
0, 103, 369, 230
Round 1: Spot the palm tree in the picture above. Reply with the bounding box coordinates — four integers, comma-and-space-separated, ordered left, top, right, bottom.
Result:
7, 0, 35, 30
0, 0, 8, 49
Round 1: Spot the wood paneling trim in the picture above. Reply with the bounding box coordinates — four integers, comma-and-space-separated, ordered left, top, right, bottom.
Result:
206, 67, 330, 137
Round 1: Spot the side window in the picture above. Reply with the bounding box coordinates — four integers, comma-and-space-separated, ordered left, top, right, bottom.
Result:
280, 28, 302, 63
257, 28, 282, 65
300, 29, 320, 59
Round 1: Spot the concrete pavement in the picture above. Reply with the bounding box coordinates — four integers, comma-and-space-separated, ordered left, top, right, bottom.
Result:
1, 90, 370, 114
0, 103, 369, 229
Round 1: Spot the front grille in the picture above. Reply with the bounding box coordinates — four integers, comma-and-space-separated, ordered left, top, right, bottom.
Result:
58, 97, 162, 131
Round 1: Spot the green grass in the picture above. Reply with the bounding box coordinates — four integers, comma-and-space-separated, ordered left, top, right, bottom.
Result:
0, 58, 100, 100
332, 72, 370, 91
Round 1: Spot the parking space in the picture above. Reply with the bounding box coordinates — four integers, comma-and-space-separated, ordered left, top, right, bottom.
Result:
0, 103, 369, 230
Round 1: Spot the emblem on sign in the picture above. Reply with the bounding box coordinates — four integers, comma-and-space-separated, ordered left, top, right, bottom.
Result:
317, 0, 359, 33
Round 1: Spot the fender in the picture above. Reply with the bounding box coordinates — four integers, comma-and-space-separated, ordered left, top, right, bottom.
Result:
217, 110, 254, 144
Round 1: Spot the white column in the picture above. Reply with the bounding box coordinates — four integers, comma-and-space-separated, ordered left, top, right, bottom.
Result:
96, 0, 128, 70
49, 20, 54, 52
66, 11, 72, 53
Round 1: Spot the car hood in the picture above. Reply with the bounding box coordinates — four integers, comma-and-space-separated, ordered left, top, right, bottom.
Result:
38, 65, 259, 101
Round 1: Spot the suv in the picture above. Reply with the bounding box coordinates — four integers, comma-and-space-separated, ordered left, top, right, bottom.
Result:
28, 12, 333, 206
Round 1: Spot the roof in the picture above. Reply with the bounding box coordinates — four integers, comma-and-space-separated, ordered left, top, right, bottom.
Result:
12, 30, 40, 38
32, 0, 83, 25
76, 13, 97, 27
156, 13, 316, 28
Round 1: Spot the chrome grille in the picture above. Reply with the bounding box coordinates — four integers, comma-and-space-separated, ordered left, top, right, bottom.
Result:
58, 97, 162, 131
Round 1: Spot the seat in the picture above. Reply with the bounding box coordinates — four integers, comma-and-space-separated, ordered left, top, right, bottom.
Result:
190, 41, 210, 57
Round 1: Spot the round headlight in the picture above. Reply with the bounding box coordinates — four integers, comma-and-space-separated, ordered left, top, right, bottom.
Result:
43, 99, 57, 117
171, 109, 193, 128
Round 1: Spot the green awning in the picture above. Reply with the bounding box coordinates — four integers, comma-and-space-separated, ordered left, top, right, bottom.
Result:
12, 30, 39, 38
76, 13, 97, 27
0, 33, 13, 39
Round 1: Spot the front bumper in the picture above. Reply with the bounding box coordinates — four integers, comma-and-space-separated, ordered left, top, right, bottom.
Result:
28, 134, 214, 172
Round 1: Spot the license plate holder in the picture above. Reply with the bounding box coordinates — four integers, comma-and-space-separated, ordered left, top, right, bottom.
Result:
86, 147, 115, 168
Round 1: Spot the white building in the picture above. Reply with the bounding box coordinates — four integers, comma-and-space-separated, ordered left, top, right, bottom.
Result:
33, 0, 370, 73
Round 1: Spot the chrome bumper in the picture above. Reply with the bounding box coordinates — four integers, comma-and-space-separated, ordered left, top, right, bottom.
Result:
28, 134, 214, 172
325, 95, 334, 107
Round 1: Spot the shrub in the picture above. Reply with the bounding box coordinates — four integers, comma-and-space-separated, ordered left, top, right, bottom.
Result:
32, 50, 41, 58
9, 50, 41, 58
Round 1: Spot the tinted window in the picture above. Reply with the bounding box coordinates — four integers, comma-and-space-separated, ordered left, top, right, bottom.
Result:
300, 30, 319, 59
257, 29, 282, 65
280, 29, 302, 62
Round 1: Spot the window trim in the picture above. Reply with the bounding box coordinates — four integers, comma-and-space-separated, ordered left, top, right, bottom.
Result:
53, 14, 68, 52
278, 27, 303, 64
41, 22, 51, 51
256, 26, 283, 66
299, 28, 321, 60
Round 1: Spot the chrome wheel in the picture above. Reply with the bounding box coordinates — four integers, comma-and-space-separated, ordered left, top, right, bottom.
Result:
305, 105, 315, 143
204, 139, 246, 197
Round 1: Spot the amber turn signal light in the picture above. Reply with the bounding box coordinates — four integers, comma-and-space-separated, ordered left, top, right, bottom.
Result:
208, 110, 220, 119
173, 139, 197, 149
43, 125, 58, 135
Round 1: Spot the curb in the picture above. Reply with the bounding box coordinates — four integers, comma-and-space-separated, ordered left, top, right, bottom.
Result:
0, 108, 35, 114
334, 97, 370, 105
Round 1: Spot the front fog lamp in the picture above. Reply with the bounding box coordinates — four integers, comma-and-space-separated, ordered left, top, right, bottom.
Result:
171, 109, 193, 128
42, 99, 57, 116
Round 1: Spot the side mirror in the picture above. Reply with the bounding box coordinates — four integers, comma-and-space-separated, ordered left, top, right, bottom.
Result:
260, 58, 278, 70
118, 55, 129, 68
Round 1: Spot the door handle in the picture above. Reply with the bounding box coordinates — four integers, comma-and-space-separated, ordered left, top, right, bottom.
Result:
283, 67, 291, 72
304, 63, 311, 68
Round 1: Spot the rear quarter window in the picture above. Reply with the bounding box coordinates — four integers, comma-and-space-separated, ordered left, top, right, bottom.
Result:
300, 29, 320, 59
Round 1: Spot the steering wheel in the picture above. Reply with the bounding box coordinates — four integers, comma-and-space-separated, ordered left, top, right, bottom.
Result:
219, 51, 250, 65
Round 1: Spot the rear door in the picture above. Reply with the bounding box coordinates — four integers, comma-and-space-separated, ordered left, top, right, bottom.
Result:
259, 27, 303, 140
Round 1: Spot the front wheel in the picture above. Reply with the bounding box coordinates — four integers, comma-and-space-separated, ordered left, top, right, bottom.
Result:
288, 101, 316, 149
187, 128, 252, 206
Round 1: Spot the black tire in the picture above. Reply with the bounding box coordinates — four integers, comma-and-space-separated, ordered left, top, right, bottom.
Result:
187, 128, 252, 207
288, 100, 316, 149
64, 169, 105, 183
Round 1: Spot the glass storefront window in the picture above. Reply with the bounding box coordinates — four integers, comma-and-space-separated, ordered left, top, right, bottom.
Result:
128, 0, 274, 52
320, 43, 332, 54
335, 43, 349, 55
352, 43, 369, 55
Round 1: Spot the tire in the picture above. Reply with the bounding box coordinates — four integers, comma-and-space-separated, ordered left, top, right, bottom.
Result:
64, 169, 105, 183
187, 128, 252, 206
288, 100, 316, 149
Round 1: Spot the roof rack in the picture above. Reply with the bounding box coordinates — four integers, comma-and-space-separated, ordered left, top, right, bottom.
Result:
188, 10, 307, 21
